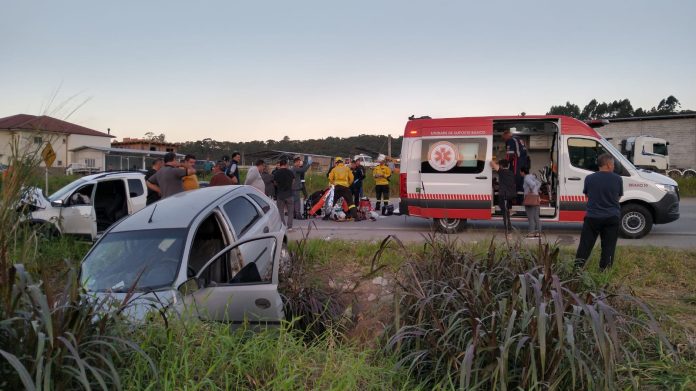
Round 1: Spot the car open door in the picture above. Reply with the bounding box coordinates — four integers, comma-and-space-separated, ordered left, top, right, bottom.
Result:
184, 233, 284, 324
59, 183, 97, 238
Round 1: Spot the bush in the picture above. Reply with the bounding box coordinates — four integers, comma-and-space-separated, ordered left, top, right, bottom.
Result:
386, 237, 675, 390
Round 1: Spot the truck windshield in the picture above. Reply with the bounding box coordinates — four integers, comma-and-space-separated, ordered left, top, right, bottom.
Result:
49, 178, 88, 202
81, 229, 187, 292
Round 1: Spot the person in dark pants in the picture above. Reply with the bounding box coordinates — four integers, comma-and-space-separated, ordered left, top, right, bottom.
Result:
349, 160, 365, 207
491, 159, 516, 234
502, 130, 530, 204
575, 153, 624, 270
273, 159, 295, 230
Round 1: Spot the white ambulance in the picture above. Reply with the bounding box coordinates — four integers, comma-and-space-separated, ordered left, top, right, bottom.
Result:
398, 115, 680, 238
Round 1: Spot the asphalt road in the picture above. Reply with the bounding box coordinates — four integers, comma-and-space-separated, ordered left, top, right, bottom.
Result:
287, 198, 696, 249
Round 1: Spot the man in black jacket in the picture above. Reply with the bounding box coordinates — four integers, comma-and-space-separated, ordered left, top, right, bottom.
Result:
491, 159, 516, 234
349, 160, 365, 206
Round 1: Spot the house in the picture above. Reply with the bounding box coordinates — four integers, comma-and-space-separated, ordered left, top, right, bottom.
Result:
598, 114, 696, 170
111, 137, 178, 153
0, 114, 113, 170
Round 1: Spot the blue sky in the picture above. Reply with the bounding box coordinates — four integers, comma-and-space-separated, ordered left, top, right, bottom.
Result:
2, 0, 694, 142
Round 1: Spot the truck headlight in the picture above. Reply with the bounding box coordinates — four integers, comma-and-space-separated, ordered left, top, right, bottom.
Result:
655, 183, 677, 193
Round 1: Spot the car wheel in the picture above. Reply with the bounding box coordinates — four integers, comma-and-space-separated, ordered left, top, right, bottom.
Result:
620, 204, 653, 239
434, 218, 466, 234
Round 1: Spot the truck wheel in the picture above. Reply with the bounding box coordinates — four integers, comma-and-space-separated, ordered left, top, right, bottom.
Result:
434, 218, 466, 233
683, 169, 696, 178
620, 204, 653, 239
666, 169, 682, 179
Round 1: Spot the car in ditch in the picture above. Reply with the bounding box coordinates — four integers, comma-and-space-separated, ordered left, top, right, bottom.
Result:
79, 185, 288, 324
25, 171, 149, 240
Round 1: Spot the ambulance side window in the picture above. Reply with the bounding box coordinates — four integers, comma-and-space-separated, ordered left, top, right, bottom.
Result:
420, 138, 487, 174
568, 138, 629, 176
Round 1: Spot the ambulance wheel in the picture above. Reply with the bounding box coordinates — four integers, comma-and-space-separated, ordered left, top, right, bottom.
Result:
620, 204, 653, 239
434, 218, 466, 233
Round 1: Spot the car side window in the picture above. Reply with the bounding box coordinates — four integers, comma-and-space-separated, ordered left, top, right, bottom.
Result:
567, 138, 629, 176
68, 184, 94, 206
127, 179, 144, 197
223, 197, 261, 237
248, 194, 270, 213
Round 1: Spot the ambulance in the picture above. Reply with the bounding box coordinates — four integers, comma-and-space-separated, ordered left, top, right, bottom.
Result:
398, 115, 680, 238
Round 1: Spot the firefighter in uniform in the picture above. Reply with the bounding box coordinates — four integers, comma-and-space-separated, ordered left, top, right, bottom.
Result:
328, 157, 358, 219
373, 158, 392, 211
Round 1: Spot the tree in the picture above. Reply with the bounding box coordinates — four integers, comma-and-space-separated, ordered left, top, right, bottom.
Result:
656, 95, 681, 113
547, 101, 580, 118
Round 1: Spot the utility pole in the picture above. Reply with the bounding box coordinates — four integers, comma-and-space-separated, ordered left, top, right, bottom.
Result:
387, 134, 392, 158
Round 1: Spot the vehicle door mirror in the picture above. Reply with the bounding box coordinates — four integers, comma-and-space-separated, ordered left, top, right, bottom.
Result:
51, 199, 63, 207
177, 277, 202, 295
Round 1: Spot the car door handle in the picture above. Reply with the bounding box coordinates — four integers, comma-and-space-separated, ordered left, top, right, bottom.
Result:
255, 298, 271, 309
475, 176, 488, 180
263, 226, 269, 233
568, 177, 582, 181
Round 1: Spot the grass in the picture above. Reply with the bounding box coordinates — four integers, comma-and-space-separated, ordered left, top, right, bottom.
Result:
677, 177, 696, 197
5, 231, 695, 389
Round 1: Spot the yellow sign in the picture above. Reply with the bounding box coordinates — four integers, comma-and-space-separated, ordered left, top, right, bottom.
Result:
42, 143, 56, 168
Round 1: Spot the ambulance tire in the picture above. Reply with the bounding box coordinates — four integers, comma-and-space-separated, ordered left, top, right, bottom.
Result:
619, 204, 653, 239
434, 218, 467, 234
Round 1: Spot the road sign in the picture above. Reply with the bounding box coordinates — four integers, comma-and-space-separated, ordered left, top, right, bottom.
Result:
42, 143, 56, 168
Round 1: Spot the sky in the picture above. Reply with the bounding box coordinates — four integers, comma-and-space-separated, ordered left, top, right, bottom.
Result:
1, 0, 695, 143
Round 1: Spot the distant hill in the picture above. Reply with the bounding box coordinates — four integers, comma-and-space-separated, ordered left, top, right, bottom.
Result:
178, 134, 403, 164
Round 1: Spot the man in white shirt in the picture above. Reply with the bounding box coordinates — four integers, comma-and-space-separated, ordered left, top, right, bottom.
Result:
244, 159, 266, 193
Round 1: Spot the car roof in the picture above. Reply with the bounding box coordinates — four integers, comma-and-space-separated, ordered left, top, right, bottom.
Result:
111, 186, 242, 232
81, 171, 146, 181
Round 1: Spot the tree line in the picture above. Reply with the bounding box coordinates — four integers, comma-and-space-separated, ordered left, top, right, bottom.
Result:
547, 95, 693, 120
178, 134, 403, 164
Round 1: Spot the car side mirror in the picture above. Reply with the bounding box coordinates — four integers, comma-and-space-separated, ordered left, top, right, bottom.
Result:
51, 199, 64, 207
177, 277, 202, 295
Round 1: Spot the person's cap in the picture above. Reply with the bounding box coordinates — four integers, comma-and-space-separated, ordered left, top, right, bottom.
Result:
335, 157, 343, 163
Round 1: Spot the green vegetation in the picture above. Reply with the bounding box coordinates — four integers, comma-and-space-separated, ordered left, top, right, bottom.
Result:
677, 177, 696, 197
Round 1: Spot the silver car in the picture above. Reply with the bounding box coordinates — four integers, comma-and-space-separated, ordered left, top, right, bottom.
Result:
80, 185, 288, 323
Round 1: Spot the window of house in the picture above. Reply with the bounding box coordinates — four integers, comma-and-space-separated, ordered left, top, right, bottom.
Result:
420, 138, 487, 174
85, 158, 96, 168
34, 137, 43, 145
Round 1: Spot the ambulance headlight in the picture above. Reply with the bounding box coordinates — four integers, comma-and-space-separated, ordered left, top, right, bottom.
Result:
655, 183, 677, 193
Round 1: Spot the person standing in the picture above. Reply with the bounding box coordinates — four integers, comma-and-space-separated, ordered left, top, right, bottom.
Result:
145, 158, 163, 205
575, 154, 623, 270
291, 156, 310, 219
273, 159, 296, 230
244, 159, 266, 193
373, 158, 392, 211
209, 161, 235, 186
491, 159, 516, 234
502, 130, 530, 203
350, 159, 365, 207
261, 164, 275, 198
226, 152, 241, 184
146, 152, 195, 199
521, 167, 542, 237
328, 157, 358, 219
182, 154, 200, 191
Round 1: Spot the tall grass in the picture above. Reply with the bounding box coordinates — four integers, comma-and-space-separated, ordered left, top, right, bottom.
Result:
676, 177, 696, 197
386, 236, 677, 390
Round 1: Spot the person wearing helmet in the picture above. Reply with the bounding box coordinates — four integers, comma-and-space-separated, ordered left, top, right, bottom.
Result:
328, 157, 358, 220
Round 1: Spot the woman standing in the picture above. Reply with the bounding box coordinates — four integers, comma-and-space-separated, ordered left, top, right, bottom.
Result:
521, 167, 542, 237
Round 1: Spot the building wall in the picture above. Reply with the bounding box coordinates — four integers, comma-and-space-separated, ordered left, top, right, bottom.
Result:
0, 130, 67, 167
597, 117, 696, 170
67, 134, 110, 168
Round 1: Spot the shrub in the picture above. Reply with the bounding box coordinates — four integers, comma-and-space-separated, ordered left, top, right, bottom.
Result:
386, 237, 674, 390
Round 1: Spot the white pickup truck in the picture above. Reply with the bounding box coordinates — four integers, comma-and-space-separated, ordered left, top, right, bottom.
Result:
25, 172, 148, 240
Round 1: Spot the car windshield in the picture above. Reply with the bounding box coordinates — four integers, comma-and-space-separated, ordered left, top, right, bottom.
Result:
81, 229, 187, 292
48, 178, 88, 202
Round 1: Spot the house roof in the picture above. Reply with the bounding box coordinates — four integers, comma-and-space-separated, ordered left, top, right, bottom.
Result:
0, 114, 114, 138
70, 145, 184, 157
607, 113, 696, 123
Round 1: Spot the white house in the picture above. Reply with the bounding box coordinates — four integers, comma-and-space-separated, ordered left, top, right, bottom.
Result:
0, 114, 113, 170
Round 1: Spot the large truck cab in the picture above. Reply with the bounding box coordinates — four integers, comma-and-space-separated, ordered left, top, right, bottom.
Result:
399, 115, 680, 238
620, 135, 670, 172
